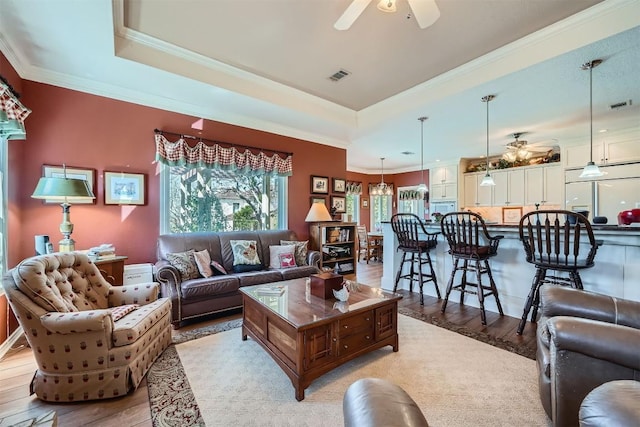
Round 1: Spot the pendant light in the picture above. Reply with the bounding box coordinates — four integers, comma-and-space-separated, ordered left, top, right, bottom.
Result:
371, 157, 393, 196
579, 59, 605, 179
416, 117, 428, 192
480, 94, 496, 186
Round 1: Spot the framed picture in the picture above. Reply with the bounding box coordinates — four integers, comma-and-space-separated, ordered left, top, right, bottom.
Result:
42, 165, 96, 204
104, 171, 147, 205
332, 178, 346, 193
502, 206, 523, 224
361, 198, 369, 209
311, 176, 329, 194
331, 196, 346, 213
310, 196, 326, 205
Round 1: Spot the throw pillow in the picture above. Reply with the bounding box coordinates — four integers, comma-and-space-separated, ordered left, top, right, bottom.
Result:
230, 240, 261, 266
193, 249, 214, 278
281, 240, 309, 266
166, 250, 200, 281
109, 304, 140, 321
232, 264, 263, 273
269, 245, 297, 269
210, 260, 227, 276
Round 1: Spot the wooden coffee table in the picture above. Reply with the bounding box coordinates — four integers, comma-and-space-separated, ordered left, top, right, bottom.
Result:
239, 278, 402, 401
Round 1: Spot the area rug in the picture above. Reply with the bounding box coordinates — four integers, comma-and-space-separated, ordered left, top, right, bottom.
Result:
149, 314, 548, 427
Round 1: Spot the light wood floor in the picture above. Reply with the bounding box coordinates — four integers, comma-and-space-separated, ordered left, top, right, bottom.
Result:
0, 261, 537, 425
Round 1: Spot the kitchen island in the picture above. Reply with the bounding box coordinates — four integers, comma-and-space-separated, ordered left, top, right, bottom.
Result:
381, 221, 640, 319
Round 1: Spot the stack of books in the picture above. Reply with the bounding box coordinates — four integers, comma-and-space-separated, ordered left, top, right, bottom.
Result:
88, 244, 116, 260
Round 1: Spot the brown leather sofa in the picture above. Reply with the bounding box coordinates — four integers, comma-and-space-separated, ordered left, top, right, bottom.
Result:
537, 286, 640, 427
343, 378, 429, 427
155, 229, 320, 327
2, 252, 171, 402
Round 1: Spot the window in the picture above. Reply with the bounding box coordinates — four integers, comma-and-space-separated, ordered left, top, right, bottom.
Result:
345, 194, 359, 223
160, 165, 287, 234
370, 195, 391, 231
0, 137, 6, 279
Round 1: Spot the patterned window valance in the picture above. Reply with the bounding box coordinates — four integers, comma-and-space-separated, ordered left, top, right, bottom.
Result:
154, 133, 293, 176
346, 181, 362, 195
398, 190, 426, 201
0, 79, 31, 140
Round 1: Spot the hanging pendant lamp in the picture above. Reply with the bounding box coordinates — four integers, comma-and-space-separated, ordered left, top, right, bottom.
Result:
579, 59, 606, 179
416, 117, 428, 192
371, 157, 393, 196
480, 95, 496, 186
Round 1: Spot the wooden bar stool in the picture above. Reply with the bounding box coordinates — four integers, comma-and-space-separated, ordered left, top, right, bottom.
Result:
439, 212, 504, 325
517, 209, 601, 335
390, 213, 440, 305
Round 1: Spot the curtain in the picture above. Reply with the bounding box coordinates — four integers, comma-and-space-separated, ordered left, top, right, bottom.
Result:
398, 190, 426, 200
0, 80, 31, 140
346, 181, 362, 195
154, 134, 293, 176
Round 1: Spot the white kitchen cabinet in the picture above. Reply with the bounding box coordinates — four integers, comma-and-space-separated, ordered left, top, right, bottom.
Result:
525, 165, 562, 206
492, 169, 524, 206
564, 139, 640, 168
463, 172, 492, 207
430, 164, 457, 201
430, 164, 457, 184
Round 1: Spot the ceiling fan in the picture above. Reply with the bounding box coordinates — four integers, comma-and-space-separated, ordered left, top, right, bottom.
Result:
334, 0, 440, 31
502, 132, 557, 163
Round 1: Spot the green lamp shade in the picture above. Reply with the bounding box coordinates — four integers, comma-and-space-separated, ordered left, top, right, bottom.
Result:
31, 177, 95, 201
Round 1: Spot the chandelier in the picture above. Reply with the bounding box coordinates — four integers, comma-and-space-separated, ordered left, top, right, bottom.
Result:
371, 157, 393, 196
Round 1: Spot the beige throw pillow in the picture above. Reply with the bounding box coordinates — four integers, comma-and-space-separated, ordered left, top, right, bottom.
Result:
193, 249, 214, 278
269, 245, 297, 269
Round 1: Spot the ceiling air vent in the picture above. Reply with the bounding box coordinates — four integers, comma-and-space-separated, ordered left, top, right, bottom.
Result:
609, 99, 632, 110
328, 69, 350, 82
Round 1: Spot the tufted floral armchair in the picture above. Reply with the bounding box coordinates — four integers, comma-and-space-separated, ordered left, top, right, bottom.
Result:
2, 252, 172, 402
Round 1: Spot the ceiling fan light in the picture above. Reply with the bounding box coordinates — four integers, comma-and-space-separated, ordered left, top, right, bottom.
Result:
377, 0, 396, 13
480, 173, 495, 186
503, 152, 516, 162
579, 162, 606, 178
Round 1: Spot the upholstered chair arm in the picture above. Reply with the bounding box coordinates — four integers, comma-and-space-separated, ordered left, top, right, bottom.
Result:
545, 316, 640, 426
40, 310, 114, 335
540, 286, 640, 329
108, 283, 159, 307
306, 250, 321, 269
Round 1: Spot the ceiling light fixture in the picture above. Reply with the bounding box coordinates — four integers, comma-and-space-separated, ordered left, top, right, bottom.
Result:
579, 59, 605, 179
480, 94, 496, 186
416, 117, 428, 193
377, 0, 397, 12
371, 157, 394, 196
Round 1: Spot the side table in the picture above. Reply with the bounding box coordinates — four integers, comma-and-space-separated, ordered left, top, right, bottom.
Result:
94, 256, 128, 285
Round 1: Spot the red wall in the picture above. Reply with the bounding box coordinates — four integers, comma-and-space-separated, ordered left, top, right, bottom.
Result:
11, 81, 346, 266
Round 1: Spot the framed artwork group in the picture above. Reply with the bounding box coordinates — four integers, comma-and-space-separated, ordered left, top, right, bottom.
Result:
41, 164, 147, 206
310, 175, 347, 214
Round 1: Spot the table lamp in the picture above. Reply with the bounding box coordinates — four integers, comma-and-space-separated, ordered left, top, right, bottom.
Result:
31, 174, 95, 252
305, 202, 332, 222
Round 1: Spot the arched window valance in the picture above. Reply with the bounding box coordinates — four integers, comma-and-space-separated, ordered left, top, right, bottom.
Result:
154, 132, 293, 177
0, 78, 31, 140
346, 181, 362, 195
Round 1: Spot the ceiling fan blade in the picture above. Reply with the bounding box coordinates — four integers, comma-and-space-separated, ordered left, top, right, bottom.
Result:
334, 0, 373, 30
407, 0, 440, 29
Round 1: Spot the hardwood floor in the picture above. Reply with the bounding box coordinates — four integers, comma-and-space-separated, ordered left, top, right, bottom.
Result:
0, 260, 537, 425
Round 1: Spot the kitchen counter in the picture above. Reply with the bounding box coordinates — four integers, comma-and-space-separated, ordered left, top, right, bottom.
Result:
381, 221, 640, 320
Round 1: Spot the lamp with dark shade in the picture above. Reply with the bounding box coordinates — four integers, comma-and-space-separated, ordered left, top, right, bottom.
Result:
31, 173, 95, 252
305, 202, 333, 222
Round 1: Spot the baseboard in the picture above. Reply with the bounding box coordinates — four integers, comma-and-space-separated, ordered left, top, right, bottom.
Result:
0, 326, 25, 360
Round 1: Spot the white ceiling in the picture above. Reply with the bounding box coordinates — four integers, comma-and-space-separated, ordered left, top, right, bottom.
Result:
1, 0, 639, 174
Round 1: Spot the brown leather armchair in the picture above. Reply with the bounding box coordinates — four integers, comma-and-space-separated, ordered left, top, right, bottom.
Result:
537, 286, 640, 427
